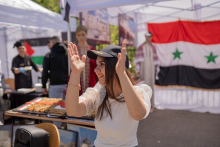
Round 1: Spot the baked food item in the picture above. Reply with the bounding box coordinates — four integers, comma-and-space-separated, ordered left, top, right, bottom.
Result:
25, 98, 94, 118
40, 98, 62, 103
23, 66, 32, 70
45, 105, 66, 115
25, 98, 63, 113
26, 104, 51, 112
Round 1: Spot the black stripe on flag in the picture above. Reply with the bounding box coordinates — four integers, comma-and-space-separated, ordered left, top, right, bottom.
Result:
156, 65, 220, 89
24, 37, 51, 46
64, 2, 70, 22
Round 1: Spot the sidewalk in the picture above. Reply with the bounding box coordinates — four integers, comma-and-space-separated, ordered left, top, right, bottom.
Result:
137, 109, 220, 147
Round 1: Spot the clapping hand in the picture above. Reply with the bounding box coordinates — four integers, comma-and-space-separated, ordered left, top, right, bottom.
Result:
67, 42, 86, 74
116, 39, 127, 76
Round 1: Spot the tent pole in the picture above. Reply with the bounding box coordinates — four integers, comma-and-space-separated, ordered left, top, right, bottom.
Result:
135, 12, 138, 48
67, 21, 71, 44
4, 27, 9, 78
67, 20, 71, 74
191, 0, 194, 10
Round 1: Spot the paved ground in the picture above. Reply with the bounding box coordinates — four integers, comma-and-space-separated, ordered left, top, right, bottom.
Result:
1, 96, 220, 147
137, 109, 220, 147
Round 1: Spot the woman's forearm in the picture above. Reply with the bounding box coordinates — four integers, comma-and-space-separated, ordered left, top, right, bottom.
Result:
118, 72, 146, 120
65, 72, 86, 117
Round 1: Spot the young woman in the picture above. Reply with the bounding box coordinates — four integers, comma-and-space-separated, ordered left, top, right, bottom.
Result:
65, 40, 152, 147
67, 25, 97, 95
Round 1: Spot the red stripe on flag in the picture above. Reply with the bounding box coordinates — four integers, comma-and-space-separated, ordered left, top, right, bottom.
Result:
24, 40, 35, 56
147, 20, 220, 45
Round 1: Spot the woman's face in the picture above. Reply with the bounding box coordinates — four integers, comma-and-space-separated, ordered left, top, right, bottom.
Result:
94, 56, 105, 85
76, 31, 87, 43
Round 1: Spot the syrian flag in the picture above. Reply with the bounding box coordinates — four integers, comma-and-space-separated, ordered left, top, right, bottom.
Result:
148, 20, 220, 113
59, 0, 70, 22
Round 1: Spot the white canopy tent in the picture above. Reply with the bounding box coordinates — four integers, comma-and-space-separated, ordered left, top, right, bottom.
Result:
64, 0, 220, 114
0, 0, 68, 30
67, 0, 220, 23
66, 0, 220, 46
67, 0, 169, 13
0, 0, 76, 85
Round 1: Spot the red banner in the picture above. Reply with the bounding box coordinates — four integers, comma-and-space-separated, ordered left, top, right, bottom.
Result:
147, 20, 220, 45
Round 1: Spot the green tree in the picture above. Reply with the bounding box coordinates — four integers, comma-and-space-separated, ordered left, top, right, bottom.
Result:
95, 25, 137, 76
32, 0, 61, 14
96, 25, 119, 51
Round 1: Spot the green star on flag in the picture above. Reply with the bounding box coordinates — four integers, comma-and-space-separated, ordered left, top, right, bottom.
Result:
205, 52, 218, 64
172, 48, 183, 60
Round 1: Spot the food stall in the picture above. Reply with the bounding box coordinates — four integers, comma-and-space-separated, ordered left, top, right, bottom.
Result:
2, 97, 96, 147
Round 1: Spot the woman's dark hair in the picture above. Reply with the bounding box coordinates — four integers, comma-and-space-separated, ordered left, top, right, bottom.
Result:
95, 57, 135, 120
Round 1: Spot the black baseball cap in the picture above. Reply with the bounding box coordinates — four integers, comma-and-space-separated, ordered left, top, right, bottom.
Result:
87, 45, 129, 69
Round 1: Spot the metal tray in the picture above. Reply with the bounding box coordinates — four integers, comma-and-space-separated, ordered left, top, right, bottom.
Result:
12, 97, 94, 120
13, 97, 47, 115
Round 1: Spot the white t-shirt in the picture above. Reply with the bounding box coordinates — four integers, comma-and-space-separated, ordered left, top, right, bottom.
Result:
79, 82, 152, 147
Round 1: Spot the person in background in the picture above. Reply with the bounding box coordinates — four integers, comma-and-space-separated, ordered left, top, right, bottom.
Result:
11, 40, 42, 90
46, 40, 51, 50
38, 40, 51, 89
141, 32, 155, 113
66, 25, 97, 96
42, 36, 68, 99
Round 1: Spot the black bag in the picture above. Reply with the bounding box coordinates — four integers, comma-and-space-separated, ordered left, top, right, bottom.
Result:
14, 126, 49, 147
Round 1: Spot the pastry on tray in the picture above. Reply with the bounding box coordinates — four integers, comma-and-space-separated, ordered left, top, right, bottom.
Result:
26, 103, 51, 112
25, 98, 63, 113
45, 105, 66, 115
40, 98, 62, 103
25, 98, 93, 118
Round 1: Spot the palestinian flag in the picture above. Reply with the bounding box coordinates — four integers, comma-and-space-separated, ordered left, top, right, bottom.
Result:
59, 0, 70, 22
24, 37, 51, 65
24, 40, 35, 57
148, 20, 220, 113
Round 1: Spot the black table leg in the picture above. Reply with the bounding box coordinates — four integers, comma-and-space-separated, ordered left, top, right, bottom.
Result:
11, 116, 13, 147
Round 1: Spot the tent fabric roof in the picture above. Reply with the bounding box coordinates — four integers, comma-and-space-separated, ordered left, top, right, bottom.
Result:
66, 0, 220, 47
134, 0, 220, 23
67, 0, 168, 13
69, 0, 220, 24
0, 0, 68, 31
